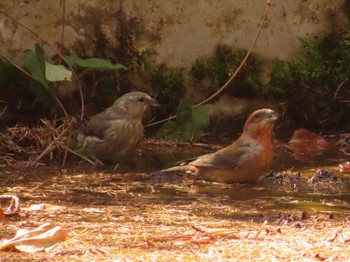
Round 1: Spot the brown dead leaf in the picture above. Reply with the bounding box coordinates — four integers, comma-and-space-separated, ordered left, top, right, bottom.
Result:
287, 129, 336, 160
173, 233, 214, 246
29, 204, 46, 211
338, 162, 350, 173
24, 204, 65, 213
0, 208, 6, 223
0, 222, 67, 252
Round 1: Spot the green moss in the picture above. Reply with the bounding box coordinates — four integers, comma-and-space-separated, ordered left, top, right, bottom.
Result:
93, 73, 126, 111
267, 61, 293, 94
267, 32, 350, 128
186, 34, 350, 130
190, 59, 206, 82
146, 65, 185, 116
189, 44, 264, 97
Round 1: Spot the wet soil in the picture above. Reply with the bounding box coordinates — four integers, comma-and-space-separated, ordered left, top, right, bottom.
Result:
1, 147, 350, 261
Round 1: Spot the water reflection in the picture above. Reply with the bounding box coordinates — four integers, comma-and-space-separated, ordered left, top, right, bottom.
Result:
1, 148, 350, 219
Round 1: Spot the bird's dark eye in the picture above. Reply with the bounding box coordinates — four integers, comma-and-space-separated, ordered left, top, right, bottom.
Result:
137, 97, 145, 102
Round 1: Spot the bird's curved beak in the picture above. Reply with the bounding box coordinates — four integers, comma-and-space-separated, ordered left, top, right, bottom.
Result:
149, 97, 160, 108
269, 110, 279, 120
267, 109, 279, 123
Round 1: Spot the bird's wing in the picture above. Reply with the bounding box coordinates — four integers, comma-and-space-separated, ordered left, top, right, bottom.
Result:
83, 107, 126, 139
82, 117, 143, 159
190, 140, 259, 170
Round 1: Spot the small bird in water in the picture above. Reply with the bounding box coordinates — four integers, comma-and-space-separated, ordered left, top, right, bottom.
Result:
163, 108, 279, 183
78, 91, 159, 164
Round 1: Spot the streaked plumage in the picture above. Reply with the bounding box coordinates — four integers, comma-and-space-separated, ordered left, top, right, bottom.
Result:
78, 91, 159, 163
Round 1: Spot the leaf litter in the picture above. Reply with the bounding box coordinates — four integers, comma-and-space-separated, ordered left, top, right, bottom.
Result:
0, 163, 350, 261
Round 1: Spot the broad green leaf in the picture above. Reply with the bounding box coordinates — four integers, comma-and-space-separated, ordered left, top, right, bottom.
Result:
179, 122, 193, 141
155, 121, 178, 139
176, 98, 192, 124
156, 99, 209, 142
192, 106, 209, 128
24, 44, 48, 87
29, 79, 56, 108
191, 106, 209, 141
45, 62, 72, 82
64, 55, 127, 70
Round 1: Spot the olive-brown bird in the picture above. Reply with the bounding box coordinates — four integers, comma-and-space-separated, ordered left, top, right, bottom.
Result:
163, 108, 278, 183
78, 91, 159, 164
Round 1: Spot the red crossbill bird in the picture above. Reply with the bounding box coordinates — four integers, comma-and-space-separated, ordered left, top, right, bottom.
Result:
78, 91, 159, 164
163, 108, 279, 183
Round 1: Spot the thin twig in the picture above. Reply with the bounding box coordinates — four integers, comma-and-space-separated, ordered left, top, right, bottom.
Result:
195, 0, 271, 107
0, 54, 69, 117
62, 130, 71, 167
0, 8, 85, 120
339, 148, 350, 156
255, 220, 268, 239
40, 117, 95, 165
59, 0, 66, 65
327, 226, 344, 242
35, 119, 73, 162
0, 104, 8, 117
66, 148, 96, 165
0, 54, 35, 79
41, 118, 70, 166
145, 0, 272, 128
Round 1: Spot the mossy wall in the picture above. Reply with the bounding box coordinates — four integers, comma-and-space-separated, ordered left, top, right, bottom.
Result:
0, 0, 349, 133
0, 1, 346, 69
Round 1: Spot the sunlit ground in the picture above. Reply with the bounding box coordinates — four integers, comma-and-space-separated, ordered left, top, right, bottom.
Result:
1, 148, 350, 261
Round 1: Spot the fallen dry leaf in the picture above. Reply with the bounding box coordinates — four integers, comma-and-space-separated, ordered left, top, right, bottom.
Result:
0, 208, 6, 223
338, 162, 350, 173
173, 233, 214, 246
29, 204, 46, 211
287, 129, 336, 160
0, 222, 67, 252
24, 204, 65, 213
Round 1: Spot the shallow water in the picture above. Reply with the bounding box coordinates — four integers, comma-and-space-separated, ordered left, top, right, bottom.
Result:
1, 148, 350, 221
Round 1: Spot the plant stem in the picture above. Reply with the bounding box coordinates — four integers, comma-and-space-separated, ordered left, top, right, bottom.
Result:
0, 8, 85, 120
145, 0, 272, 127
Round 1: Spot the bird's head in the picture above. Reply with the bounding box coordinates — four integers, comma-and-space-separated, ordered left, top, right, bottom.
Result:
112, 91, 159, 118
243, 108, 279, 140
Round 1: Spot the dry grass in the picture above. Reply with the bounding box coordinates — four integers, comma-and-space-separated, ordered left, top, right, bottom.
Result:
0, 117, 91, 168
1, 167, 350, 261
1, 121, 349, 261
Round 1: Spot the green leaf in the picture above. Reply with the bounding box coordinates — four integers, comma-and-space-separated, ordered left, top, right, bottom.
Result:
64, 55, 127, 70
191, 106, 209, 141
45, 62, 72, 82
29, 79, 56, 108
179, 122, 193, 141
176, 98, 192, 123
24, 44, 48, 87
155, 121, 178, 139
156, 99, 209, 142
192, 106, 209, 128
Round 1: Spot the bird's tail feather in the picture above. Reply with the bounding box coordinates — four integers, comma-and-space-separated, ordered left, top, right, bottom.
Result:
161, 165, 193, 173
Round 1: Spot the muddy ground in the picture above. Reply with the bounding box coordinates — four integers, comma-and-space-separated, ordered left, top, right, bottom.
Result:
1, 144, 350, 261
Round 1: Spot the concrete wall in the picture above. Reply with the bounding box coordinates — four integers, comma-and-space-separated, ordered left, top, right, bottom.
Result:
0, 0, 347, 69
